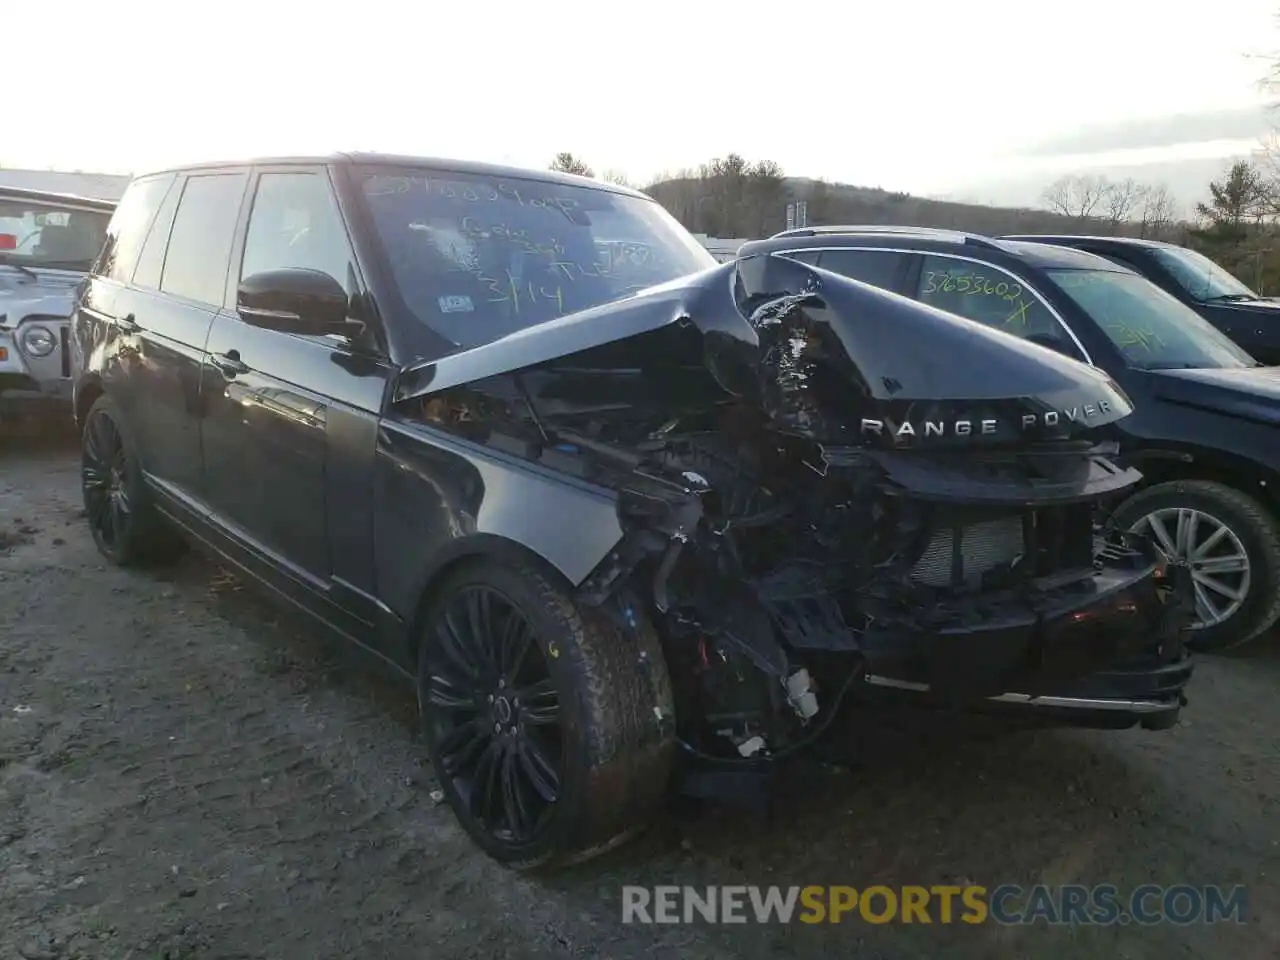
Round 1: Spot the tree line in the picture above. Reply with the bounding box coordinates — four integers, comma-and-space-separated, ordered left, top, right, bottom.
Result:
549, 150, 1280, 293
550, 151, 788, 237
1176, 156, 1280, 294
1038, 174, 1181, 239
549, 150, 1204, 244
1045, 156, 1280, 296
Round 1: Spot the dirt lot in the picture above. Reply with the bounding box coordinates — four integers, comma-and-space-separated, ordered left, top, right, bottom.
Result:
0, 434, 1277, 960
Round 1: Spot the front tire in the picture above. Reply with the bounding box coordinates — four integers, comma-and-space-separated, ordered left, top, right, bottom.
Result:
80, 394, 186, 567
1110, 479, 1280, 652
417, 558, 674, 870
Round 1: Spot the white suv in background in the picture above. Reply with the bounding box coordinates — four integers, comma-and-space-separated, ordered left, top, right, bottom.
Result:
0, 186, 114, 427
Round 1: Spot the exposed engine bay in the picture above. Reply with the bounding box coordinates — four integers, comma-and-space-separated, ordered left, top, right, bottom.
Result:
393, 253, 1193, 765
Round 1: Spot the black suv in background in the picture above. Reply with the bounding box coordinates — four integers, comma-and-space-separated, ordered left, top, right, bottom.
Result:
1002, 235, 1280, 365
740, 226, 1280, 650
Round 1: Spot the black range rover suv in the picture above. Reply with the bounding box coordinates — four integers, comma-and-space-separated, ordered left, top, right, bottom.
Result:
72, 159, 1190, 868
740, 226, 1280, 651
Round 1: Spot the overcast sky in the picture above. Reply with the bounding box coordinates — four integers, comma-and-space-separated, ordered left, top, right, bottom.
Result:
7, 0, 1276, 204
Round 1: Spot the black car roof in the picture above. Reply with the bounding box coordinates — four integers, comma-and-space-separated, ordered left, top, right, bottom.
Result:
1000, 234, 1179, 250
130, 152, 649, 200
0, 185, 117, 212
994, 239, 1129, 269
740, 227, 1129, 271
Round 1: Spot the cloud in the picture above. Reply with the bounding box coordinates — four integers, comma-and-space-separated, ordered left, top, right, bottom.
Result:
1016, 106, 1272, 156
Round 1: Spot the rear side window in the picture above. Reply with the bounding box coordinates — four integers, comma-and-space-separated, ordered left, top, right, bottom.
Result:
94, 174, 174, 282
817, 249, 908, 291
159, 173, 247, 306
131, 179, 182, 291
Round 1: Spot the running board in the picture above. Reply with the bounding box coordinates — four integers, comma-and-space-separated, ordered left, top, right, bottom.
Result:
862, 673, 1173, 713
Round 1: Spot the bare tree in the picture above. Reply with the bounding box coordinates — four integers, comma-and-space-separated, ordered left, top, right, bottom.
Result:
1251, 132, 1280, 221
1137, 184, 1179, 239
600, 169, 632, 187
1103, 178, 1146, 231
1041, 174, 1110, 220
548, 152, 594, 177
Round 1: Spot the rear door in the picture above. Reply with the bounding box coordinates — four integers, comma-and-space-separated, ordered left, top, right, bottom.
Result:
132, 171, 250, 510
75, 173, 175, 428
76, 171, 252, 514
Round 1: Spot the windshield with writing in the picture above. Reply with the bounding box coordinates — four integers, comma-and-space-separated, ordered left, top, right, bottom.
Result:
0, 198, 111, 271
1047, 268, 1257, 370
1150, 246, 1257, 301
356, 167, 717, 349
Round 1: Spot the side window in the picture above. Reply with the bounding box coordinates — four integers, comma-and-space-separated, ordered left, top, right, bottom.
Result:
131, 177, 182, 291
239, 172, 353, 291
159, 173, 247, 307
94, 174, 174, 283
916, 255, 1072, 351
816, 249, 908, 291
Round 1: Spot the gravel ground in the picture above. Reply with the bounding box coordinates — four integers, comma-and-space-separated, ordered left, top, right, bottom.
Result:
1, 433, 1277, 960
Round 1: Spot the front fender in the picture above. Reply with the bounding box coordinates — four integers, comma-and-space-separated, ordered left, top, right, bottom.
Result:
373, 418, 624, 631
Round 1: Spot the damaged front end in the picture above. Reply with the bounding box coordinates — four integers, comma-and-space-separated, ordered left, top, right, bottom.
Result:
395, 253, 1194, 768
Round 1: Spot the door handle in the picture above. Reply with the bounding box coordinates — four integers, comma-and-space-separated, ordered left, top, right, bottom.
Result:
117, 313, 140, 333
210, 350, 250, 377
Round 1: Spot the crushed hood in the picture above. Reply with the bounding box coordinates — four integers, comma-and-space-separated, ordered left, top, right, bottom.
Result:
393, 253, 1133, 448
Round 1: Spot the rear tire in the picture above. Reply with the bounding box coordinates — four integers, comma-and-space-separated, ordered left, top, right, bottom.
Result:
1109, 479, 1280, 652
80, 394, 187, 567
417, 557, 674, 870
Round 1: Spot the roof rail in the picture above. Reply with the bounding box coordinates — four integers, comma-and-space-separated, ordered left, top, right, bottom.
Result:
769, 224, 1002, 249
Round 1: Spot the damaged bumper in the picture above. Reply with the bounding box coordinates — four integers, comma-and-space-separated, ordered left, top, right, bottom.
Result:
858, 552, 1193, 730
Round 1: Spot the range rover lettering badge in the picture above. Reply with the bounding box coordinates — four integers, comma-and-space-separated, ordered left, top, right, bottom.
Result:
859, 398, 1112, 437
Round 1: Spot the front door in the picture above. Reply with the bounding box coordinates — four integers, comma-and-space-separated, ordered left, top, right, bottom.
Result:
199, 166, 390, 631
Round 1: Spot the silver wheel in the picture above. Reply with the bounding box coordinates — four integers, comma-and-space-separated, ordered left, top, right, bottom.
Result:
1129, 507, 1251, 629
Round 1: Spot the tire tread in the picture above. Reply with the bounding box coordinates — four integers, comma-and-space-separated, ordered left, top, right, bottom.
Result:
424, 558, 674, 871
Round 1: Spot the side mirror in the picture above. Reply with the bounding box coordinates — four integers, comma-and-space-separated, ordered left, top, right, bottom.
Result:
236, 268, 361, 338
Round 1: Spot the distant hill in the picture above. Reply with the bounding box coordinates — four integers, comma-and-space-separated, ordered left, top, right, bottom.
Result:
646, 174, 1186, 243
786, 176, 1123, 235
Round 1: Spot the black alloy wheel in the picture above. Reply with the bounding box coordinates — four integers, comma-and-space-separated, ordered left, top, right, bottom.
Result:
418, 559, 675, 869
80, 394, 185, 567
1110, 479, 1280, 651
82, 405, 134, 558
423, 583, 563, 848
